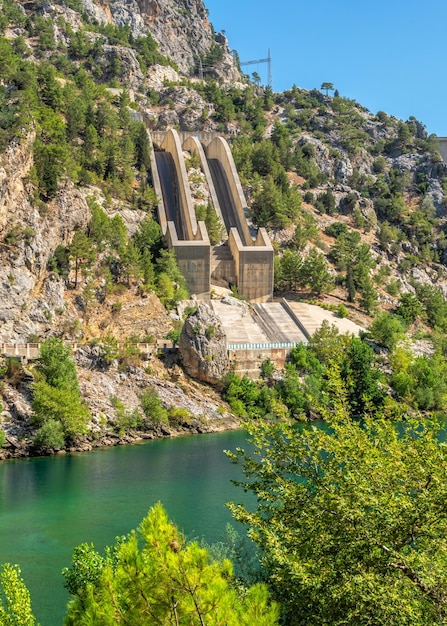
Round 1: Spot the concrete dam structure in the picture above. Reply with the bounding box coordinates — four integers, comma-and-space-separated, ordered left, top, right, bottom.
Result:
149, 129, 274, 302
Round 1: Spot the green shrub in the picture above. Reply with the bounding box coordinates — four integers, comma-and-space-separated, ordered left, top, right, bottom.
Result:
336, 303, 348, 318
32, 381, 90, 442
33, 419, 65, 451
168, 406, 193, 426
140, 388, 168, 425
3, 358, 25, 386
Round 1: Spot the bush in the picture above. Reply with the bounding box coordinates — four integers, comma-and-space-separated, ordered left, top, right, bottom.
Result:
33, 419, 65, 452
3, 358, 25, 386
168, 406, 193, 427
369, 312, 406, 350
336, 303, 348, 318
32, 381, 90, 442
140, 388, 168, 425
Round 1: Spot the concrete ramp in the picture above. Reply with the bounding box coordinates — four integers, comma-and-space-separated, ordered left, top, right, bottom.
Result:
253, 302, 308, 344
149, 129, 210, 299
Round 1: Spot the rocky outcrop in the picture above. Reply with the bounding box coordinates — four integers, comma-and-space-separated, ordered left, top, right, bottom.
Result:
81, 0, 240, 82
178, 303, 229, 384
0, 134, 90, 341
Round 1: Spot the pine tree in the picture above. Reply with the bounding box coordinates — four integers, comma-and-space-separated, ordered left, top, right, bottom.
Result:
63, 503, 279, 626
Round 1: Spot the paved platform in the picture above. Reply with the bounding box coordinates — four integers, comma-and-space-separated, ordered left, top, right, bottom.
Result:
212, 298, 364, 347
211, 300, 269, 344
286, 302, 365, 337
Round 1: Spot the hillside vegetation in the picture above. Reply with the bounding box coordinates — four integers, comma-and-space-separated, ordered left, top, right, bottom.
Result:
0, 0, 447, 441
2, 1, 447, 625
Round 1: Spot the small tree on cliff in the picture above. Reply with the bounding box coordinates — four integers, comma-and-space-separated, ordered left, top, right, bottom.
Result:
321, 81, 334, 96
32, 338, 90, 448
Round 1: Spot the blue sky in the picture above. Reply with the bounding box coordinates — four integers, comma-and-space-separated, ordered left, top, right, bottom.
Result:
205, 0, 446, 136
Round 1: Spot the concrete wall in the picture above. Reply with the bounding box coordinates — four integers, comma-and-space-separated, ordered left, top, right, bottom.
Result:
152, 130, 222, 148
150, 129, 273, 302
206, 137, 253, 246
206, 136, 274, 301
160, 129, 198, 240
166, 222, 211, 299
228, 347, 291, 378
150, 129, 211, 299
148, 132, 168, 236
182, 136, 225, 226
229, 228, 274, 303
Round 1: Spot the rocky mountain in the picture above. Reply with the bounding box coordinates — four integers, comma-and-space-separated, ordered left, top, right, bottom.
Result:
1, 0, 447, 456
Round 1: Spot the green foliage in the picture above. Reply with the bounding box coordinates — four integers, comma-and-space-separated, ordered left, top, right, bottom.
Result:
48, 244, 70, 280
140, 388, 168, 425
69, 230, 96, 288
63, 503, 279, 625
251, 175, 300, 228
227, 383, 447, 625
33, 419, 65, 452
369, 311, 407, 349
290, 212, 318, 249
276, 248, 302, 291
223, 373, 262, 418
32, 381, 90, 442
32, 338, 90, 445
153, 249, 189, 306
2, 358, 25, 386
35, 338, 78, 390
396, 292, 423, 325
391, 350, 447, 411
195, 201, 225, 244
168, 406, 194, 427
110, 396, 142, 432
300, 247, 334, 294
336, 303, 348, 318
0, 563, 37, 626
415, 284, 447, 330
96, 335, 120, 365
340, 336, 384, 415
260, 358, 275, 380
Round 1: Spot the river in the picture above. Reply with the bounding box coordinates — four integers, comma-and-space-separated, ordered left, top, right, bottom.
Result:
0, 430, 252, 626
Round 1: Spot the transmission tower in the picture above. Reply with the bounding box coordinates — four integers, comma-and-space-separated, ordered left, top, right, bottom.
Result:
240, 49, 272, 89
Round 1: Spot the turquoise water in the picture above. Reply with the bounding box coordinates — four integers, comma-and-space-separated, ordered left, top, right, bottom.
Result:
0, 430, 252, 626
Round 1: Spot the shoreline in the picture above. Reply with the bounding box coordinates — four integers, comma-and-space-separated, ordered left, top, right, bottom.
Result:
0, 414, 242, 461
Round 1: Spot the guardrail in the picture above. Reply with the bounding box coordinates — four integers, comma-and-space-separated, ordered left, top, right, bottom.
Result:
0, 341, 176, 360
227, 341, 305, 351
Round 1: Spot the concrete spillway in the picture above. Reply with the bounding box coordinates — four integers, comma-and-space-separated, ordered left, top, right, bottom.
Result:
154, 151, 186, 240
207, 158, 242, 236
150, 129, 273, 302
253, 302, 308, 344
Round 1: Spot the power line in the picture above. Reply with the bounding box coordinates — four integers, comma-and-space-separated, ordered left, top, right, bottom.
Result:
240, 49, 272, 89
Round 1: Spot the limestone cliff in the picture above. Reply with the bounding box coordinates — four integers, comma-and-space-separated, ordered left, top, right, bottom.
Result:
81, 0, 240, 80
0, 135, 90, 341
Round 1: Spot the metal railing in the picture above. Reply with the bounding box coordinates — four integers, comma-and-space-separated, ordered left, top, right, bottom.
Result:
0, 340, 175, 360
227, 341, 306, 351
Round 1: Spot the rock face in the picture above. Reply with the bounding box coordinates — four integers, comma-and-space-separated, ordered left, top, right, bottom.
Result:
83, 0, 240, 81
179, 303, 229, 384
0, 135, 90, 341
